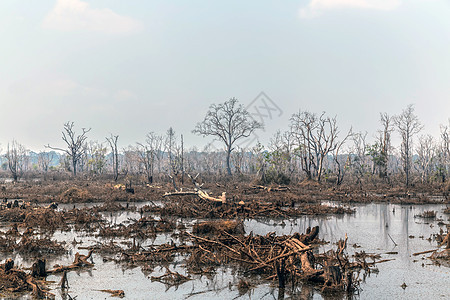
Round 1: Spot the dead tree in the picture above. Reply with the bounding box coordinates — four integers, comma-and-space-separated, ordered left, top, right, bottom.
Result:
351, 132, 369, 187
180, 134, 185, 184
165, 127, 177, 175
37, 151, 54, 180
37, 151, 53, 173
291, 111, 348, 182
136, 132, 162, 184
267, 130, 295, 178
5, 140, 27, 182
315, 114, 341, 182
377, 113, 394, 179
290, 111, 318, 180
193, 98, 263, 176
395, 105, 423, 187
438, 120, 450, 182
106, 134, 120, 181
333, 129, 353, 186
47, 121, 91, 176
415, 134, 435, 183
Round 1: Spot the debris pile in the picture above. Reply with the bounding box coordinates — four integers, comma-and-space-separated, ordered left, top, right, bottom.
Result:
120, 225, 383, 294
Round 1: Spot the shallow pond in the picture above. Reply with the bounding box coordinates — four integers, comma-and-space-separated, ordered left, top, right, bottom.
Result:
3, 202, 449, 299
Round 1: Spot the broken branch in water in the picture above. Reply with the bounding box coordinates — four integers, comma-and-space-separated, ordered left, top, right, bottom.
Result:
47, 250, 94, 274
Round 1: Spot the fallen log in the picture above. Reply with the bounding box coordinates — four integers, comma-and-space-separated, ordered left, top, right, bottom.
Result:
26, 275, 55, 299
252, 185, 290, 192
47, 249, 94, 274
412, 249, 438, 256
163, 191, 198, 197
198, 190, 226, 203
99, 289, 125, 298
438, 232, 449, 248
151, 267, 190, 285
163, 190, 226, 204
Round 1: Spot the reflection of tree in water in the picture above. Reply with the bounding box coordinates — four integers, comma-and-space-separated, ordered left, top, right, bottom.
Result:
402, 206, 410, 254
380, 203, 390, 248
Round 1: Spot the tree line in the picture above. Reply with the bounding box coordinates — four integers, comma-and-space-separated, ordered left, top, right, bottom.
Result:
0, 99, 449, 187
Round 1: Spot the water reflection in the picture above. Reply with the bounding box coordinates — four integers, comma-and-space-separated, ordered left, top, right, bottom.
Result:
246, 202, 449, 300
1, 202, 449, 299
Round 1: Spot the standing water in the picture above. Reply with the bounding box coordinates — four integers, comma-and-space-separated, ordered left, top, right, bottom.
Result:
4, 202, 449, 299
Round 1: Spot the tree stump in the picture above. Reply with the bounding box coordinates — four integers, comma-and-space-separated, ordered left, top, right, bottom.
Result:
60, 270, 69, 289
32, 259, 47, 277
4, 258, 14, 272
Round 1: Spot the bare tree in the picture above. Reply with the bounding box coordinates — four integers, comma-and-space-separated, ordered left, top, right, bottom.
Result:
231, 146, 245, 175
438, 120, 450, 182
395, 104, 423, 187
180, 134, 185, 184
47, 121, 91, 176
6, 140, 27, 182
38, 151, 54, 179
193, 98, 263, 175
351, 132, 370, 186
106, 134, 120, 181
87, 141, 107, 175
415, 134, 435, 183
332, 130, 353, 186
123, 146, 140, 176
251, 142, 267, 181
137, 132, 163, 184
291, 111, 349, 182
377, 113, 394, 178
165, 127, 177, 175
290, 111, 317, 180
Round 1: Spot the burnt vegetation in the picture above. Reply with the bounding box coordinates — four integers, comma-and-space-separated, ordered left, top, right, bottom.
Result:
0, 99, 448, 298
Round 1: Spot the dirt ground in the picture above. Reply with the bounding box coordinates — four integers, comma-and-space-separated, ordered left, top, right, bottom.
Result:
1, 176, 449, 206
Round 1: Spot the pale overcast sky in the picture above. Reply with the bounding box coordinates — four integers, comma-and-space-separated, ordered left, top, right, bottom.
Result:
0, 0, 449, 152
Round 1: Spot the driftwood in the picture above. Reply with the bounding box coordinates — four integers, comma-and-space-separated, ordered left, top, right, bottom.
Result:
48, 249, 94, 274
163, 190, 226, 203
438, 231, 449, 248
413, 249, 438, 256
151, 267, 190, 285
99, 289, 125, 298
252, 185, 290, 192
117, 226, 382, 294
163, 173, 226, 203
414, 231, 450, 257
26, 275, 55, 299
163, 191, 197, 197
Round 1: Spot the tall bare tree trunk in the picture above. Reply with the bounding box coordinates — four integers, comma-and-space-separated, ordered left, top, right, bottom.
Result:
226, 147, 232, 176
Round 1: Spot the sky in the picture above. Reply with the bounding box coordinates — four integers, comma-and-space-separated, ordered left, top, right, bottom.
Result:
0, 0, 449, 152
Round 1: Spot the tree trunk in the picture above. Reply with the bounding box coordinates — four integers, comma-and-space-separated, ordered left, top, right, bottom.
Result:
114, 150, 119, 181
31, 259, 47, 277
317, 156, 324, 182
226, 148, 232, 176
73, 157, 77, 176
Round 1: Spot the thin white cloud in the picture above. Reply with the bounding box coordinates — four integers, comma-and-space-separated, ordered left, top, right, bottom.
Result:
43, 0, 143, 34
300, 0, 402, 18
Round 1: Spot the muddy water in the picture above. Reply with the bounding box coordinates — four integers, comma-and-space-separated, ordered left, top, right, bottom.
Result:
4, 202, 450, 300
